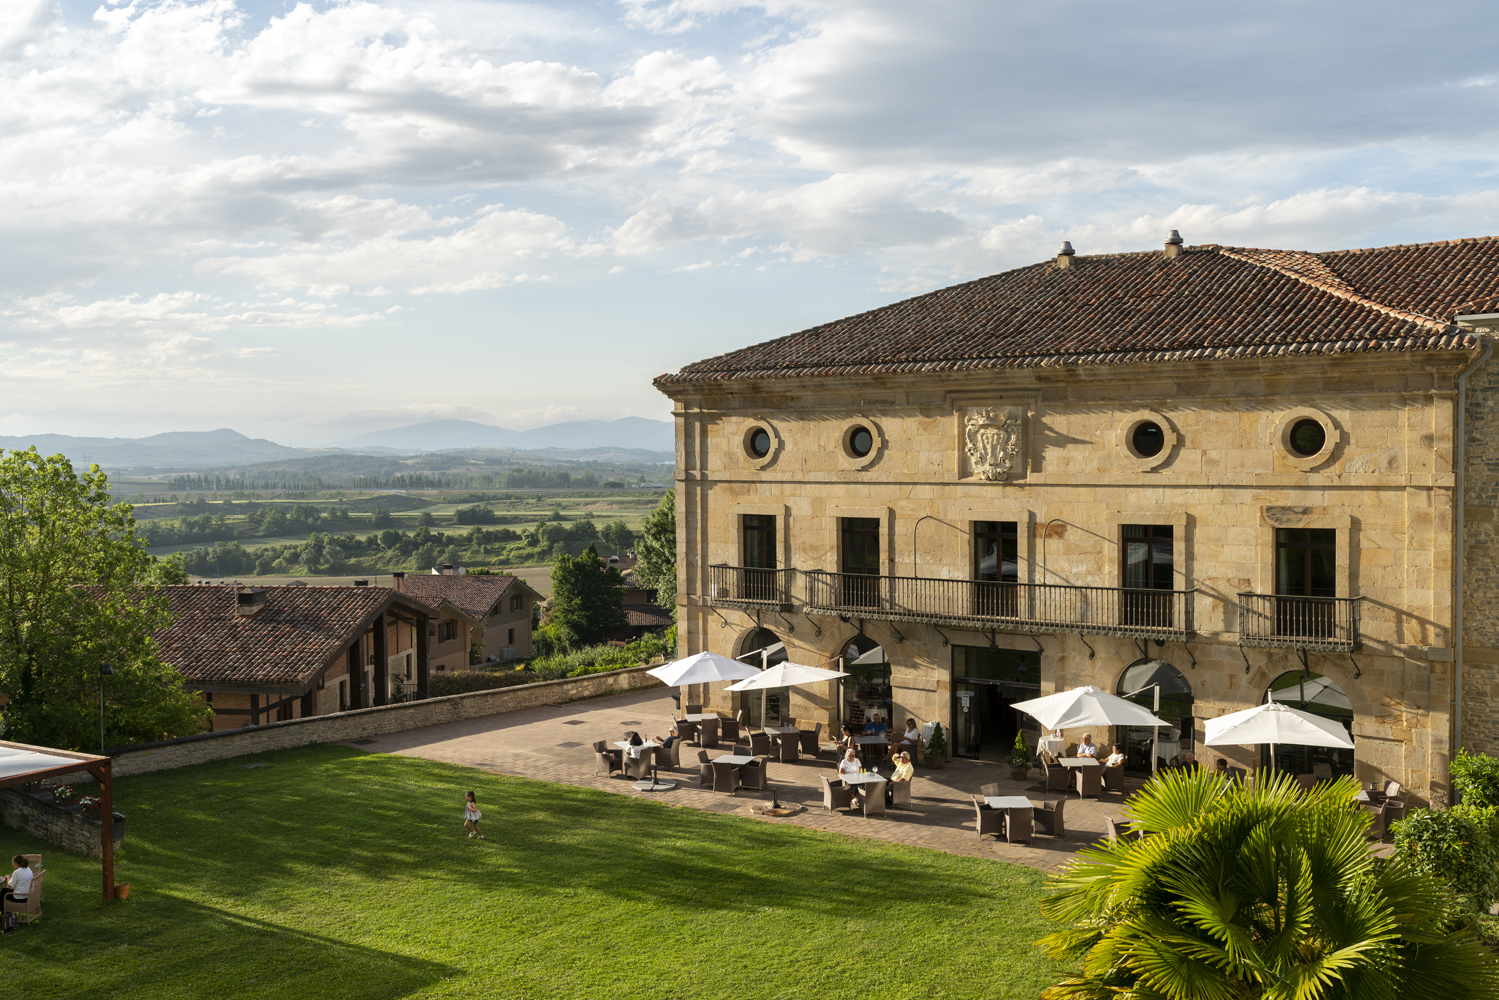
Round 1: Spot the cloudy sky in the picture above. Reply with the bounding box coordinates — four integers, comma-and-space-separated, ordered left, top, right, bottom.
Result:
3, 0, 1499, 444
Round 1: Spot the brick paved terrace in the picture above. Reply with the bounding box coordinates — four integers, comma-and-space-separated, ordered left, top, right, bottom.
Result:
353, 687, 1150, 870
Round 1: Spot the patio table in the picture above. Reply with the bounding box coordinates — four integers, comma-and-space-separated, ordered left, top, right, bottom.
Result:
1037, 737, 1066, 758
984, 795, 1033, 809
854, 735, 889, 745
841, 772, 887, 815
985, 795, 1035, 844
1058, 757, 1100, 767
684, 714, 719, 722
762, 726, 800, 735
1354, 790, 1370, 803
713, 754, 755, 766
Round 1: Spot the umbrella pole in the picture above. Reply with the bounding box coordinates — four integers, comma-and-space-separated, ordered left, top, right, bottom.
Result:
1152, 686, 1160, 777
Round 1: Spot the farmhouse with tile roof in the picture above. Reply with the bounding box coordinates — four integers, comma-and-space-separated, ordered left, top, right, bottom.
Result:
394, 571, 542, 663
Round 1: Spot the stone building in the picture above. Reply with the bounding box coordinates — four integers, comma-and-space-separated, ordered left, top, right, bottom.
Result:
654, 234, 1499, 806
395, 571, 542, 664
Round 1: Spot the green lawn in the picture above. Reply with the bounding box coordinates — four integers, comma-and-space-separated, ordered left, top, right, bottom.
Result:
13, 747, 1064, 999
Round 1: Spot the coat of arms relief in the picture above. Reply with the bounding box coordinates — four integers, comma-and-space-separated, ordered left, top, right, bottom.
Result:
964, 407, 1023, 481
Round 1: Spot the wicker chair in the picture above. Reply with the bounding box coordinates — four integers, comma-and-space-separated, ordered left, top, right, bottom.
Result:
775, 733, 800, 763
740, 760, 768, 790
685, 703, 702, 716
980, 782, 1001, 797
1033, 797, 1065, 837
857, 779, 886, 817
4, 872, 42, 926
697, 717, 721, 749
1042, 758, 1069, 792
1004, 807, 1033, 844
973, 795, 1004, 841
593, 741, 622, 778
623, 748, 655, 781
1075, 766, 1102, 799
719, 718, 741, 743
820, 775, 853, 811
656, 739, 681, 771
697, 750, 715, 789
711, 760, 741, 796
799, 722, 823, 756
1101, 764, 1125, 793
890, 779, 912, 808
675, 719, 698, 743
745, 731, 771, 757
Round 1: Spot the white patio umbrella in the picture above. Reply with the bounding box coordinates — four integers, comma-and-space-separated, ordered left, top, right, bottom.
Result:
1010, 685, 1173, 731
1202, 701, 1353, 772
724, 662, 850, 691
646, 650, 761, 687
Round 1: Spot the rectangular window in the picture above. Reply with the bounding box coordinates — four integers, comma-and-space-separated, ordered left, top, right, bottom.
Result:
840, 517, 881, 608
743, 514, 777, 569
973, 521, 1018, 617
439, 620, 457, 643
1274, 528, 1337, 638
1276, 529, 1336, 597
510, 594, 525, 612
1121, 524, 1174, 628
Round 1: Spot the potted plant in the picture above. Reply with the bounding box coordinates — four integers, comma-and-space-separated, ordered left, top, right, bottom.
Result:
1007, 731, 1033, 781
52, 784, 77, 807
923, 722, 948, 769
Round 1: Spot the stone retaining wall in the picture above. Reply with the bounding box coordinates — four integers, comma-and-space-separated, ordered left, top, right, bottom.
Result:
58, 665, 662, 783
0, 788, 122, 859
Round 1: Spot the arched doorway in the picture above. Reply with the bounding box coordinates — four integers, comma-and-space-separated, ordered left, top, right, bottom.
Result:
1264, 670, 1355, 778
840, 636, 892, 735
1117, 658, 1194, 774
738, 628, 788, 727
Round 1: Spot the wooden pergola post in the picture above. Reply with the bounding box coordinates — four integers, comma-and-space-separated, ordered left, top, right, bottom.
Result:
86, 762, 114, 902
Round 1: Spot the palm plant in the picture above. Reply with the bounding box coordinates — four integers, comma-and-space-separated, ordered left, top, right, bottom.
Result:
1036, 768, 1498, 999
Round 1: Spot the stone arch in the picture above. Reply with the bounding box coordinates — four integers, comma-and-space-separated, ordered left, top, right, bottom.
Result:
1115, 656, 1194, 773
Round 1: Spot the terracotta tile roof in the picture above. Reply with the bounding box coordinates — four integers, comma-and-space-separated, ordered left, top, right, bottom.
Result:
626, 604, 673, 630
398, 574, 525, 622
655, 238, 1495, 386
150, 585, 437, 690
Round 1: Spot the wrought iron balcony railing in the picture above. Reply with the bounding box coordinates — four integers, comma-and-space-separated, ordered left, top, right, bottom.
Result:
704, 565, 795, 611
803, 570, 1195, 640
1237, 593, 1361, 652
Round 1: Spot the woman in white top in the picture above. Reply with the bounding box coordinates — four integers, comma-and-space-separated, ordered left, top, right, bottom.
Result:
625, 732, 646, 759
836, 748, 862, 780
3, 856, 30, 911
1104, 745, 1126, 767
893, 717, 920, 759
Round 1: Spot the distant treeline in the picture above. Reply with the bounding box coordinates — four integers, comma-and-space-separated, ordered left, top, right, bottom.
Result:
350, 468, 622, 490
176, 515, 637, 578
167, 474, 329, 491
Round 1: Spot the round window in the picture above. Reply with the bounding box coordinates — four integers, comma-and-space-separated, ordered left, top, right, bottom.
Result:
1132, 421, 1165, 458
849, 426, 873, 458
1289, 418, 1326, 457
748, 428, 772, 459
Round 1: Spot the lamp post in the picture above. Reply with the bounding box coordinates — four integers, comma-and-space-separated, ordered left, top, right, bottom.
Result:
99, 663, 116, 755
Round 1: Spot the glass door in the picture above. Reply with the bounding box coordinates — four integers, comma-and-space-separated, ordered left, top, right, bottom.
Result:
840, 517, 881, 608
950, 645, 1041, 760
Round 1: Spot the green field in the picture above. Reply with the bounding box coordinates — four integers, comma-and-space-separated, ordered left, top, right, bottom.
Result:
15, 747, 1063, 999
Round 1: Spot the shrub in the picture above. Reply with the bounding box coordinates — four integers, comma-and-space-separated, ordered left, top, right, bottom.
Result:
1451, 748, 1499, 807
925, 721, 947, 757
1008, 730, 1032, 767
427, 669, 536, 698
1392, 803, 1499, 915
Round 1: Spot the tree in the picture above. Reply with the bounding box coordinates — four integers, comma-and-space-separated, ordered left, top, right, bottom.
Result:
142, 552, 189, 585
1037, 769, 1498, 999
0, 449, 211, 751
549, 545, 628, 646
600, 519, 634, 555
634, 491, 677, 610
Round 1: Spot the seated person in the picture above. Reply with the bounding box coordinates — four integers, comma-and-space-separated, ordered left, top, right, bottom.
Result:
862, 714, 889, 736
1076, 734, 1100, 758
653, 727, 680, 750
886, 751, 914, 804
1104, 744, 1126, 767
895, 717, 920, 752
1214, 758, 1229, 778
836, 748, 863, 780
624, 732, 646, 759
1181, 751, 1199, 771
2, 856, 30, 912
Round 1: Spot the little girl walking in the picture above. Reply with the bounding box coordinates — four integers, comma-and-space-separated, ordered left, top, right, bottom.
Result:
463, 791, 484, 839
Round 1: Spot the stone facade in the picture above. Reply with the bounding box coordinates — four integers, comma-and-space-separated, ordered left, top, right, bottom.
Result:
660, 350, 1499, 807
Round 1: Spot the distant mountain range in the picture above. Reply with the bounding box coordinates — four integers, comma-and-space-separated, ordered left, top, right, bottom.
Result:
333, 417, 674, 453
0, 429, 306, 470
0, 417, 675, 471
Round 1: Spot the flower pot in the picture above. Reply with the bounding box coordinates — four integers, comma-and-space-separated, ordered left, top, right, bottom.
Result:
922, 755, 945, 770
114, 883, 131, 900
1008, 766, 1031, 781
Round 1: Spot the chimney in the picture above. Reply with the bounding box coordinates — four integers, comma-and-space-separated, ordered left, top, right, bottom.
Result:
1164, 230, 1184, 258
353, 579, 368, 587
235, 587, 269, 617
1056, 240, 1076, 268
392, 571, 406, 594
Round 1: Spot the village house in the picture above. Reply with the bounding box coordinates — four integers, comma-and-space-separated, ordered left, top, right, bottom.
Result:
654, 234, 1499, 807
149, 583, 475, 731
394, 570, 542, 663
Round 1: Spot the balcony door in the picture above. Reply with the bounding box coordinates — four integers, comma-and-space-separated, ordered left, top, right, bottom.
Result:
1275, 529, 1336, 638
840, 517, 881, 608
1121, 524, 1173, 628
742, 514, 777, 602
973, 520, 1018, 617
